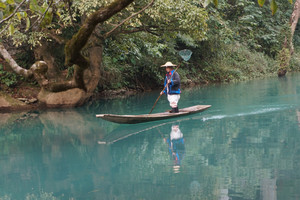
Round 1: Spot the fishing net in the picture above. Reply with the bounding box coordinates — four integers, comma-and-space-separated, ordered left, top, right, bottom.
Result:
179, 49, 193, 61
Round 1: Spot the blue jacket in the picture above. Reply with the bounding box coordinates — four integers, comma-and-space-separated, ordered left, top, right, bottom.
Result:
163, 70, 181, 94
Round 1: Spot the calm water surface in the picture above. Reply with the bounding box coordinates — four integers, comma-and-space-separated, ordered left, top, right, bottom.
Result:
1, 73, 300, 199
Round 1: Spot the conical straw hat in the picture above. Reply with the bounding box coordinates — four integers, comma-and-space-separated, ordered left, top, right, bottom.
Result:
161, 61, 177, 67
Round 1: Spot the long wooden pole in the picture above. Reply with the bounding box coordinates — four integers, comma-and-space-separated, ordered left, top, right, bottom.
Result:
149, 64, 180, 114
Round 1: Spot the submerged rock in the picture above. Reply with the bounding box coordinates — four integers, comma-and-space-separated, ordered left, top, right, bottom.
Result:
28, 98, 38, 104
17, 97, 38, 104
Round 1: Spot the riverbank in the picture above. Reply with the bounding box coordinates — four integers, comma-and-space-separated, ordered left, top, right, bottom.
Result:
0, 72, 289, 113
1, 45, 300, 112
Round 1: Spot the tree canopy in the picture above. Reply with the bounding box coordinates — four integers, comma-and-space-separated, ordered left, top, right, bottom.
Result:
0, 0, 208, 48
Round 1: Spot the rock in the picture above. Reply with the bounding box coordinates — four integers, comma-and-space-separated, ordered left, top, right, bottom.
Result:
278, 69, 287, 77
38, 88, 88, 108
18, 98, 28, 102
0, 92, 28, 111
18, 98, 38, 104
0, 96, 10, 108
28, 98, 38, 104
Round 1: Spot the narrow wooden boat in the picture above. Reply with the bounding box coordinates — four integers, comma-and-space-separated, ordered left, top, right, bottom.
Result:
96, 105, 211, 124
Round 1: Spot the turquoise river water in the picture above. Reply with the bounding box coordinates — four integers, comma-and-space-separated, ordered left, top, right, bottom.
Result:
1, 73, 300, 200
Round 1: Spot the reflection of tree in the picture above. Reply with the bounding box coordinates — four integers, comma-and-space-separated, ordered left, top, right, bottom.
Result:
1, 105, 300, 199
0, 110, 112, 199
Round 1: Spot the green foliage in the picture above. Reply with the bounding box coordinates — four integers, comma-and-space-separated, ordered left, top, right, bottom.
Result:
218, 0, 293, 58
205, 0, 292, 14
1, 0, 299, 94
15, 47, 35, 69
289, 51, 300, 71
187, 43, 277, 83
293, 23, 300, 47
270, 0, 278, 15
258, 0, 293, 14
1, 0, 209, 48
0, 64, 19, 87
67, 65, 74, 79
91, 0, 298, 91
203, 0, 219, 7
146, 0, 208, 40
258, 0, 266, 7
92, 0, 210, 91
277, 47, 291, 71
0, 0, 58, 46
100, 33, 168, 90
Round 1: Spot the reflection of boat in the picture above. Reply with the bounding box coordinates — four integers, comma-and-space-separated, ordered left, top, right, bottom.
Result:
96, 105, 211, 124
99, 122, 168, 144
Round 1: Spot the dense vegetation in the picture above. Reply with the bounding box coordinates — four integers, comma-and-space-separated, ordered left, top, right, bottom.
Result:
1, 0, 300, 98
95, 0, 300, 91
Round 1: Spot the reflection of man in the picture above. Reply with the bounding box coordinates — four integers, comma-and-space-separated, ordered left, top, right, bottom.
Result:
164, 124, 185, 173
297, 110, 300, 129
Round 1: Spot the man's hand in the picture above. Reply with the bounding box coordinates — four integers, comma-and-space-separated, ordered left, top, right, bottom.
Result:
167, 79, 171, 84
160, 91, 164, 95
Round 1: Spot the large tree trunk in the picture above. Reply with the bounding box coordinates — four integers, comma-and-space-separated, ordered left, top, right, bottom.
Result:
36, 43, 102, 107
34, 41, 59, 79
37, 0, 134, 107
1, 0, 135, 108
0, 43, 49, 86
64, 0, 135, 83
85, 43, 103, 94
290, 0, 300, 54
278, 0, 300, 77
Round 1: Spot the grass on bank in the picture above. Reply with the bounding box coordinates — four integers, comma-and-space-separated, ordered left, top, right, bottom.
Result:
97, 43, 300, 92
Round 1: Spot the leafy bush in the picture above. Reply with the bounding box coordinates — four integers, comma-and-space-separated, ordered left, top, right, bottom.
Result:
15, 48, 35, 69
195, 43, 277, 83
218, 0, 293, 58
0, 64, 19, 87
289, 51, 300, 72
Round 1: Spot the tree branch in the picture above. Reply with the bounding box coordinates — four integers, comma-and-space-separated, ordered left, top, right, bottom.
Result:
0, 43, 33, 78
67, 0, 76, 27
0, 0, 27, 25
45, 80, 77, 92
27, 0, 54, 32
0, 42, 52, 87
65, 0, 135, 67
104, 0, 155, 38
64, 0, 135, 91
0, 22, 12, 36
109, 25, 161, 36
144, 26, 161, 36
45, 29, 67, 44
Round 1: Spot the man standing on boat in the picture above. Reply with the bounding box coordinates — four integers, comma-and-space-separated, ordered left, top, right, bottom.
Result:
160, 61, 181, 113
